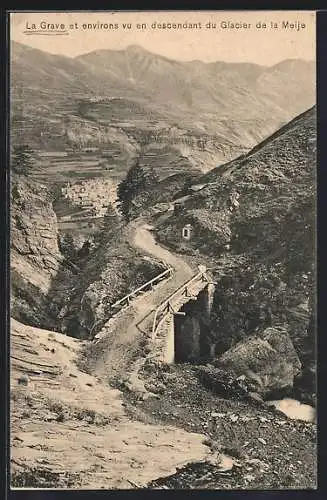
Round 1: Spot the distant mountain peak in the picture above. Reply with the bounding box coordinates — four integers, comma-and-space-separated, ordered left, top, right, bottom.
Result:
125, 44, 151, 55
271, 58, 315, 70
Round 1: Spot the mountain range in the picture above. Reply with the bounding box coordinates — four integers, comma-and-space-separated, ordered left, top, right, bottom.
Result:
11, 41, 315, 179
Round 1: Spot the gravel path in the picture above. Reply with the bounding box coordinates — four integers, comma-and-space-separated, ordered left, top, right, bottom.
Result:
86, 220, 198, 380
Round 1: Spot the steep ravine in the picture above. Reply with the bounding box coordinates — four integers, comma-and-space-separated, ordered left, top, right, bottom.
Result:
10, 176, 165, 338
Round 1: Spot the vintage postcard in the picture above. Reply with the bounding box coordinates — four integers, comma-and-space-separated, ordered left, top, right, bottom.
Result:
9, 10, 316, 490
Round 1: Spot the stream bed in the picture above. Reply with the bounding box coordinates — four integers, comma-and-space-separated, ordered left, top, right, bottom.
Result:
266, 398, 316, 423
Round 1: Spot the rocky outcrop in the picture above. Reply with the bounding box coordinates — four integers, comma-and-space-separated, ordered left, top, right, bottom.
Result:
10, 177, 63, 327
58, 252, 165, 339
216, 326, 302, 398
157, 107, 316, 258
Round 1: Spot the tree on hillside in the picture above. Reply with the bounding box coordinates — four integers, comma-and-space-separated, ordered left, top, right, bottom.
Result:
100, 203, 120, 237
59, 233, 76, 261
11, 144, 36, 176
102, 203, 119, 228
93, 203, 120, 246
117, 159, 159, 221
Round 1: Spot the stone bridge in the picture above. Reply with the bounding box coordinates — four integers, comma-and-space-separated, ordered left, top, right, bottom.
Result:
150, 269, 216, 363
101, 266, 215, 365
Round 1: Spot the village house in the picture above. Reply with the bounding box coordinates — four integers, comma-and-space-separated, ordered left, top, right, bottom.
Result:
60, 178, 117, 217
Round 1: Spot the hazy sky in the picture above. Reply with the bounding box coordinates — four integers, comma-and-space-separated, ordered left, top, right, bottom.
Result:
10, 11, 315, 65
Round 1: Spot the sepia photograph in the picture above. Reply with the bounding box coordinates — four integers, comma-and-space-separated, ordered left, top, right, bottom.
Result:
9, 10, 316, 490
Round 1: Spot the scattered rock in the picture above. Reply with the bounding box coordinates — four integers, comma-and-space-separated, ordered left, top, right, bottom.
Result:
195, 365, 249, 399
229, 414, 239, 423
206, 453, 235, 472
247, 392, 264, 405
211, 412, 226, 418
244, 474, 256, 482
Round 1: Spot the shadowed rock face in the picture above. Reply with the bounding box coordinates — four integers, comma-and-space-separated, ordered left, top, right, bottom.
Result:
11, 178, 61, 286
10, 176, 63, 327
216, 326, 302, 398
173, 286, 215, 363
175, 315, 202, 362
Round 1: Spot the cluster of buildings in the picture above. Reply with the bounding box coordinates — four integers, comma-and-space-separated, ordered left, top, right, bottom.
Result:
61, 178, 118, 218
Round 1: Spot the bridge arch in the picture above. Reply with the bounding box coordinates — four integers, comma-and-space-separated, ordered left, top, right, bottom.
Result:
152, 270, 216, 364
174, 287, 214, 363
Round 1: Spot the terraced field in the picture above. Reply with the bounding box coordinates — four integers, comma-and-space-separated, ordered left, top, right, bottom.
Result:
31, 153, 113, 184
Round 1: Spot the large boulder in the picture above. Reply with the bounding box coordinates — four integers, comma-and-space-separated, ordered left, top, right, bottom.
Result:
215, 326, 302, 398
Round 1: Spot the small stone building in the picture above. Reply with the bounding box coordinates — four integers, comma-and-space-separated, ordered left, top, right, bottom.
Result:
182, 224, 193, 241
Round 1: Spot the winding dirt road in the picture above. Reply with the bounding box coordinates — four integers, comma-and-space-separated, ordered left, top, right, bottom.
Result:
133, 222, 193, 276
89, 220, 197, 380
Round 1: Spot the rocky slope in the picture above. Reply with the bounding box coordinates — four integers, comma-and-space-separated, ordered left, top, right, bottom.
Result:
216, 326, 302, 399
10, 319, 220, 489
11, 42, 315, 182
10, 175, 63, 328
123, 361, 316, 489
10, 318, 317, 490
154, 107, 316, 401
